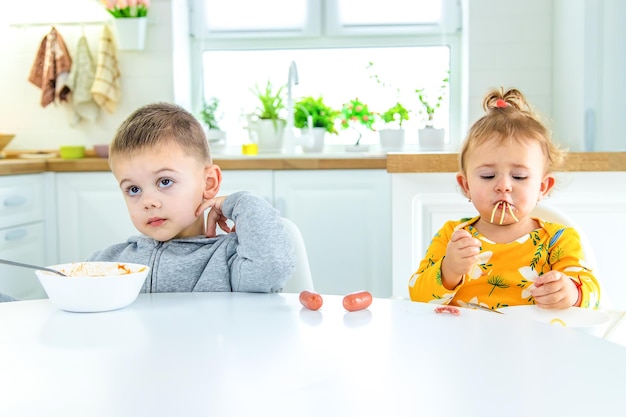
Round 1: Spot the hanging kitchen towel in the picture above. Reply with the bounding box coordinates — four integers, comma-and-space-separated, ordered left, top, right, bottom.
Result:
64, 35, 100, 125
28, 26, 73, 107
91, 24, 121, 114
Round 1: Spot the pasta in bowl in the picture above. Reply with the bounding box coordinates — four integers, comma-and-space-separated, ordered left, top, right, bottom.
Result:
35, 262, 149, 313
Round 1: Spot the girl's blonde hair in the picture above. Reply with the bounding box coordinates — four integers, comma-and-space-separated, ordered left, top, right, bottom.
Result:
458, 87, 564, 173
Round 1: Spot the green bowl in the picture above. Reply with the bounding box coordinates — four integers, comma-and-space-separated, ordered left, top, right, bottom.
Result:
59, 146, 85, 159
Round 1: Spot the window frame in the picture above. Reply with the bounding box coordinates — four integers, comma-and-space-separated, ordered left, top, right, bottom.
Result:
188, 0, 463, 149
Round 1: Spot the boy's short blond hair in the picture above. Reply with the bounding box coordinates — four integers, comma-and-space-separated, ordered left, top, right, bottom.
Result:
459, 87, 564, 174
110, 102, 212, 164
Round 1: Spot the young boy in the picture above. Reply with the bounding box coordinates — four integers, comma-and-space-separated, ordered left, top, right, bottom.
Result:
88, 102, 295, 293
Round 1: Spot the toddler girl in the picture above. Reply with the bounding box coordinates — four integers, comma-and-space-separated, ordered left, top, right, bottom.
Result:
408, 88, 600, 310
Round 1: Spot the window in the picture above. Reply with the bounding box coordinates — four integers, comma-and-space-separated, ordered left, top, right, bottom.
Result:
191, 0, 461, 149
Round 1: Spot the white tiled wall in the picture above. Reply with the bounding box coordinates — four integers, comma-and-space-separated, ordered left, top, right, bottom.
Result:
465, 0, 553, 129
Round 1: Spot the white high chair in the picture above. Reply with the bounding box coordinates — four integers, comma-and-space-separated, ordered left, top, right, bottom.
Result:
530, 203, 609, 308
280, 218, 315, 293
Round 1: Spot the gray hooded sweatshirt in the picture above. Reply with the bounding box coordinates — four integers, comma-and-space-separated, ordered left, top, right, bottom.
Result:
88, 191, 295, 294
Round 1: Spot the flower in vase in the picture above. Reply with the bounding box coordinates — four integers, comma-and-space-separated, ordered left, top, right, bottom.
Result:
101, 0, 150, 18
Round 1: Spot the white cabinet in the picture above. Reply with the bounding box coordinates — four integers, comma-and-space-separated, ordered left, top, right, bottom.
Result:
55, 173, 136, 263
274, 170, 391, 297
54, 170, 393, 297
0, 174, 47, 299
391, 172, 626, 309
221, 170, 392, 297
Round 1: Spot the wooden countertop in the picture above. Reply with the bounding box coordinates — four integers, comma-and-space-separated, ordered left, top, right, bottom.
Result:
386, 152, 626, 173
1, 152, 625, 176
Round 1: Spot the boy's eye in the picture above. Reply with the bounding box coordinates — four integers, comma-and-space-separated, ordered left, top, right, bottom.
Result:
127, 186, 141, 196
480, 175, 495, 180
159, 178, 173, 188
512, 175, 527, 180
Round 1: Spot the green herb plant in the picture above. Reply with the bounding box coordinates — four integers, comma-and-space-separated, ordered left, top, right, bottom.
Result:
250, 80, 285, 129
199, 97, 222, 131
294, 96, 339, 134
416, 74, 449, 128
366, 61, 410, 129
380, 102, 410, 129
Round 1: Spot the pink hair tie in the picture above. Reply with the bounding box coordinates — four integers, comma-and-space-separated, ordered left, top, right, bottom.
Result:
495, 99, 507, 108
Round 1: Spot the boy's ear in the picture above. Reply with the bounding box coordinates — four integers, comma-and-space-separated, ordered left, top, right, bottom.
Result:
538, 174, 556, 201
203, 164, 222, 200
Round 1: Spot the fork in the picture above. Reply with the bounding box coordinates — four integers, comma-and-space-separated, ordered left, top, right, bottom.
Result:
466, 302, 504, 315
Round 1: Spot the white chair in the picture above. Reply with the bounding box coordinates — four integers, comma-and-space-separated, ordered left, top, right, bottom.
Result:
280, 218, 315, 293
531, 203, 611, 309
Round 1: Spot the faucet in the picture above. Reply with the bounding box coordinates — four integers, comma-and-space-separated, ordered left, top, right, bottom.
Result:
284, 61, 299, 150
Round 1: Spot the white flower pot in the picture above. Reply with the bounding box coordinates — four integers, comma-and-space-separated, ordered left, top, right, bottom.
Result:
113, 17, 148, 51
379, 129, 405, 151
418, 127, 446, 150
247, 119, 285, 153
205, 128, 226, 151
300, 127, 326, 153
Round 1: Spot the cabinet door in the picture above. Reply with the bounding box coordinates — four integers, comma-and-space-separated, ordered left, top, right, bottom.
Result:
0, 223, 47, 300
56, 173, 136, 263
0, 174, 44, 229
275, 170, 391, 297
218, 170, 274, 204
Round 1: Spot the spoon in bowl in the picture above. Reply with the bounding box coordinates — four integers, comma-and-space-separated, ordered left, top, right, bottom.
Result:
0, 258, 67, 276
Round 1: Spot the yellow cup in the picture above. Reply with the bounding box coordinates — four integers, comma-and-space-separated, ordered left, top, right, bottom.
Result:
242, 143, 258, 155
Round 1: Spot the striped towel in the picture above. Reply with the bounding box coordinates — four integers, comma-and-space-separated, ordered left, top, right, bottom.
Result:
91, 24, 121, 113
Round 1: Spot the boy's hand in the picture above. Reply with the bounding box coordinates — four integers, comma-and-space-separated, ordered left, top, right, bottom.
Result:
441, 229, 481, 289
531, 271, 579, 309
195, 196, 233, 238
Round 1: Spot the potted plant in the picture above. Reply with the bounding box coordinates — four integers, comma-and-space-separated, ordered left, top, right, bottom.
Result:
378, 102, 410, 151
340, 98, 375, 152
416, 74, 449, 149
101, 0, 150, 50
365, 60, 409, 151
248, 80, 286, 153
294, 96, 338, 152
199, 97, 226, 145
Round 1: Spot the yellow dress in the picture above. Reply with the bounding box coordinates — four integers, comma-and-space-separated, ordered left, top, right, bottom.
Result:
408, 216, 600, 309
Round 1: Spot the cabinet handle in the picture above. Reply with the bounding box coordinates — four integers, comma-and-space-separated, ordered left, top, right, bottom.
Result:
3, 195, 27, 207
4, 229, 28, 241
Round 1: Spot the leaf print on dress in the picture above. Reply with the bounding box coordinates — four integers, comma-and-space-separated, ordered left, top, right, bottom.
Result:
548, 228, 565, 249
518, 265, 539, 300
487, 275, 509, 296
467, 251, 493, 280
428, 293, 454, 305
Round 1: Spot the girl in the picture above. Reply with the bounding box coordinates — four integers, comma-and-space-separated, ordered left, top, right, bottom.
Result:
409, 88, 600, 310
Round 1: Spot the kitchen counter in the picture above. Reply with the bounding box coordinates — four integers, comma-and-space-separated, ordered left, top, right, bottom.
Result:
1, 151, 625, 176
0, 152, 387, 175
387, 151, 626, 172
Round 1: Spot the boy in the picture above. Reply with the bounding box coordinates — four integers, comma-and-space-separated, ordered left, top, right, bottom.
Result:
88, 102, 295, 293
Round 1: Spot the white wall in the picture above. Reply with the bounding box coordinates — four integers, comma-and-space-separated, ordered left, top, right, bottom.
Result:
464, 0, 553, 136
0, 0, 176, 151
1, 0, 615, 153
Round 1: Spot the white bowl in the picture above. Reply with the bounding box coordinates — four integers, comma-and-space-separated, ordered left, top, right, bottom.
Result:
35, 262, 149, 313
500, 305, 610, 337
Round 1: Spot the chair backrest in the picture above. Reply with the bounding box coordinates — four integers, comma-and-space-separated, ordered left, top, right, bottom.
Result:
280, 217, 315, 293
531, 203, 610, 308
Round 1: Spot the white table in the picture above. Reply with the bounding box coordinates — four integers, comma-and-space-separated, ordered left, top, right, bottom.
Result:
1, 292, 625, 417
